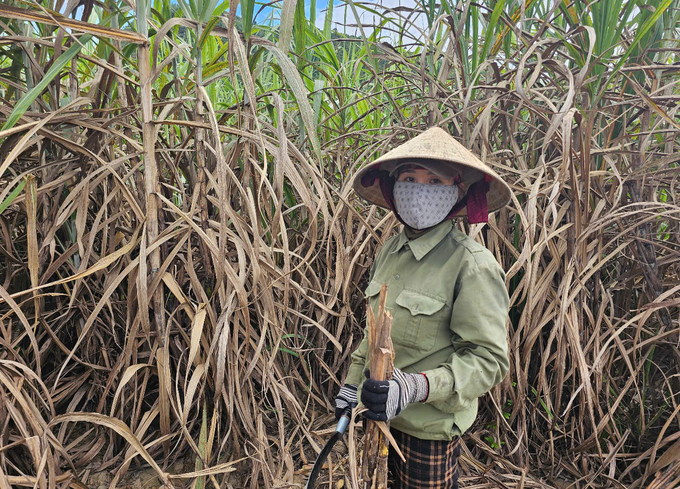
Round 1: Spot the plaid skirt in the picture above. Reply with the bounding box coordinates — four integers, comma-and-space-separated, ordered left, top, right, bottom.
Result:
388, 430, 461, 488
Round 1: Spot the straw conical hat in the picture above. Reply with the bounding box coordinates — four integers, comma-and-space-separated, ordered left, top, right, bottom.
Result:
352, 127, 512, 217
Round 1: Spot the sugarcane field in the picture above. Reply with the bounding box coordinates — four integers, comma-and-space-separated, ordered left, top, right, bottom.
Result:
1, 0, 680, 488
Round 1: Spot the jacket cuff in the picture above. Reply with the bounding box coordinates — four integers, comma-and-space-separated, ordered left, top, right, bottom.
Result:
420, 367, 455, 403
345, 362, 364, 387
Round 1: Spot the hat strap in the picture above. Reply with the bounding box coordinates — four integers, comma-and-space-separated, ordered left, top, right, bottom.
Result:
444, 178, 490, 224
465, 179, 490, 224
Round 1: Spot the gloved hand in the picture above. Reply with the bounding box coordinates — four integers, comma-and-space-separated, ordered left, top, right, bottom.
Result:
334, 384, 358, 420
361, 367, 429, 421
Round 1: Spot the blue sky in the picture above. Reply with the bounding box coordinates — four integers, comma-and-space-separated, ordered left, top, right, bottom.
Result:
250, 0, 423, 38
250, 0, 337, 27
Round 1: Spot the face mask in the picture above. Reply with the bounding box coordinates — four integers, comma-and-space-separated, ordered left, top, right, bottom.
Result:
393, 181, 459, 230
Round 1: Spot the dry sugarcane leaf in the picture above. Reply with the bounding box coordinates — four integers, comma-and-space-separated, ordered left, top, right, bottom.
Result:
49, 413, 171, 486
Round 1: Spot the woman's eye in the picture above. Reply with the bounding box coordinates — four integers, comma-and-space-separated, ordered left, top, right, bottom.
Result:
404, 176, 415, 182
430, 178, 442, 184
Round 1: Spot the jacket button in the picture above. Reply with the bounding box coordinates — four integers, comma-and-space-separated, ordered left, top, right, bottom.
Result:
395, 274, 400, 280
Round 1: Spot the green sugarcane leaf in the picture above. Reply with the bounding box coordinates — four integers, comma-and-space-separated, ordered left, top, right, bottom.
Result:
323, 0, 333, 39
189, 0, 199, 19
479, 0, 505, 63
596, 0, 672, 105
255, 41, 321, 161
0, 178, 27, 214
198, 16, 222, 48
212, 0, 229, 19
175, 0, 195, 20
2, 35, 91, 131
199, 0, 227, 23
241, 0, 255, 41
343, 0, 378, 72
312, 78, 324, 123
293, 0, 306, 59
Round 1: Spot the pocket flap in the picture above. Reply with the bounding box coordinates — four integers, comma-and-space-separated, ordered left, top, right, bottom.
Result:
364, 280, 383, 299
395, 290, 446, 316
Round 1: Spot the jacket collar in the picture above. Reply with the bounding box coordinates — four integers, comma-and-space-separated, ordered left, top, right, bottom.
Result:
392, 220, 453, 261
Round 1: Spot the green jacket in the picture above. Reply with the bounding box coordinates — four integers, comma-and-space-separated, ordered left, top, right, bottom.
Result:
345, 219, 510, 441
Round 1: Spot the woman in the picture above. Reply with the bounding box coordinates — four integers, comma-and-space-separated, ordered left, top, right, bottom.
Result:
334, 127, 512, 488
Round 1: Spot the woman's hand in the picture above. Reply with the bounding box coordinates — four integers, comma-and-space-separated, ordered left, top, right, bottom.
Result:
361, 368, 429, 421
334, 384, 358, 420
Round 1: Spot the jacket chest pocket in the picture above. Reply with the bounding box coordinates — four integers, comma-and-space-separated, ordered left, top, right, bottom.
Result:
365, 281, 447, 352
394, 289, 447, 351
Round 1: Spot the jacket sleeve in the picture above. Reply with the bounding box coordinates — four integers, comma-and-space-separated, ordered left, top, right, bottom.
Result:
345, 330, 368, 386
421, 259, 510, 413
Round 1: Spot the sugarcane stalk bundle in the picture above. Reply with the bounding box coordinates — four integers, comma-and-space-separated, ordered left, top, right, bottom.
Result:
361, 283, 394, 489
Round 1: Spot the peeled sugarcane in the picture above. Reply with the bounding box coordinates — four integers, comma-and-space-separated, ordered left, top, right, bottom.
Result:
361, 283, 394, 489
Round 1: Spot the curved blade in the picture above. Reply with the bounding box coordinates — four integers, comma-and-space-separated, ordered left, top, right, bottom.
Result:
304, 431, 342, 489
304, 416, 349, 489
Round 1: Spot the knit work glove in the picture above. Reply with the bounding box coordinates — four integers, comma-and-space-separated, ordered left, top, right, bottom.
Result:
334, 384, 358, 420
361, 367, 429, 421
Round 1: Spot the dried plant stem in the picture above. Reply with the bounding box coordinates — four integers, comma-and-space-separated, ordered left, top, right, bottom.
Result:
195, 25, 212, 281
361, 284, 394, 489
136, 9, 169, 455
1, 2, 679, 487
645, 462, 680, 489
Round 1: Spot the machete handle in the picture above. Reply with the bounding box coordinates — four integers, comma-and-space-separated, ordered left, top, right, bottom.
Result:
336, 414, 350, 434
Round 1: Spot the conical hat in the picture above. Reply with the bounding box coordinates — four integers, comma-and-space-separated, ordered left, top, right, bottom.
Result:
352, 127, 512, 217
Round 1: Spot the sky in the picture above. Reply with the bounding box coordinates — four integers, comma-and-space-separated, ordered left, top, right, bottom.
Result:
64, 0, 427, 44
254, 0, 426, 40
318, 0, 428, 42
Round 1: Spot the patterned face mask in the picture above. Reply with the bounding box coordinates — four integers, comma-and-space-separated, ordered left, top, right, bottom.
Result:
393, 181, 459, 230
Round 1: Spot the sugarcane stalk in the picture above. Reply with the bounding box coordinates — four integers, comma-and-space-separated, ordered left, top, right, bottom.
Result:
361, 283, 394, 489
136, 0, 169, 456
195, 22, 213, 282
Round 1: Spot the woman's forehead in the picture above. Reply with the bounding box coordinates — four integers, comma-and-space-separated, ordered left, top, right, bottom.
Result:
399, 167, 438, 175
398, 165, 446, 177
392, 160, 460, 179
